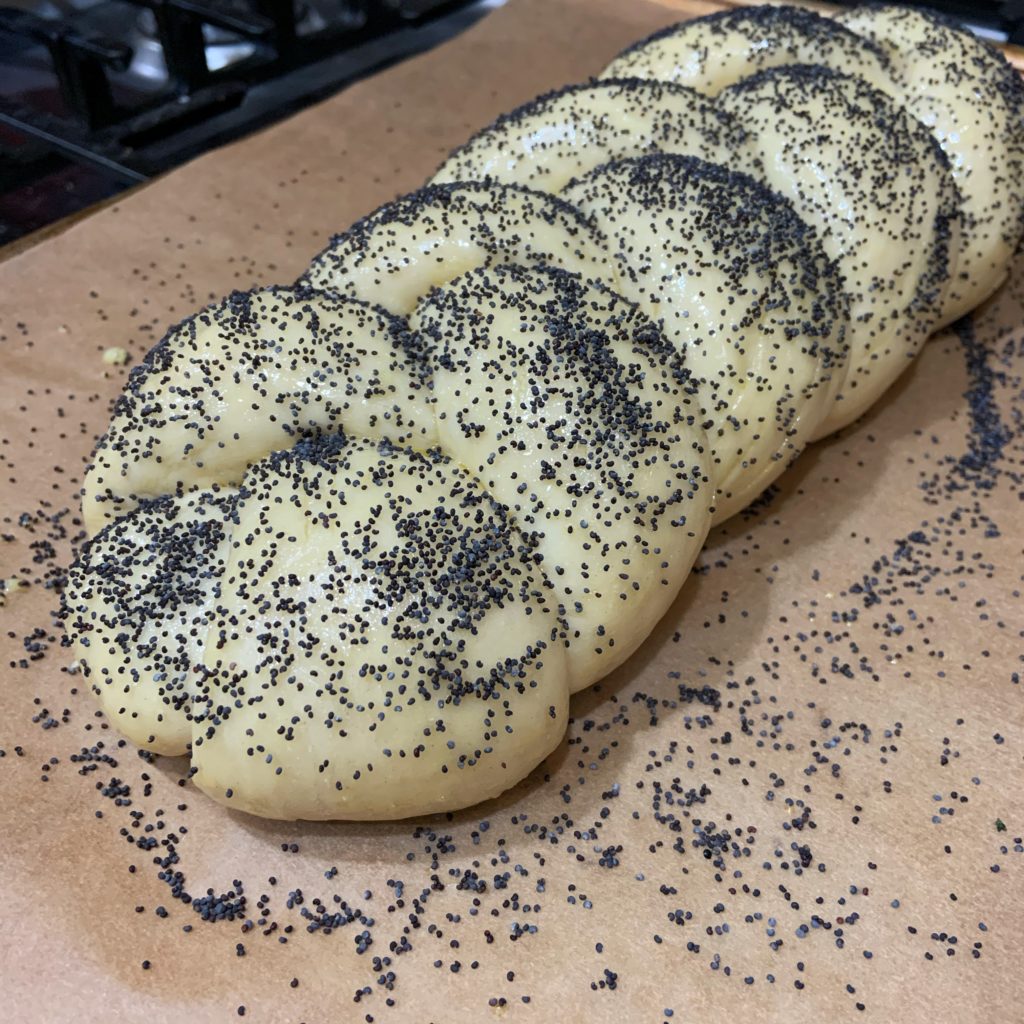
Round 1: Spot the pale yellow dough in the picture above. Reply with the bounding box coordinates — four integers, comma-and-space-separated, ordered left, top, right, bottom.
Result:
190, 438, 569, 821
563, 154, 847, 521
836, 4, 1024, 322
601, 4, 1023, 329
302, 181, 608, 315
412, 264, 712, 693
66, 2, 1022, 823
66, 488, 236, 755
718, 68, 960, 438
432, 78, 741, 194
601, 5, 895, 96
82, 286, 434, 535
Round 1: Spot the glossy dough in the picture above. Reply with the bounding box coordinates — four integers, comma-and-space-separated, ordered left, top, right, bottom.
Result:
433, 79, 743, 193
302, 181, 608, 314
65, 488, 237, 755
67, 268, 713, 816
836, 4, 1024, 321
82, 287, 434, 535
563, 155, 847, 521
719, 67, 959, 437
190, 438, 569, 821
604, 4, 1024, 330
413, 265, 711, 691
602, 6, 895, 96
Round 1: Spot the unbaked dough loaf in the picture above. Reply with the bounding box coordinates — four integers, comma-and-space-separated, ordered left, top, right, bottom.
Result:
65, 3, 1023, 821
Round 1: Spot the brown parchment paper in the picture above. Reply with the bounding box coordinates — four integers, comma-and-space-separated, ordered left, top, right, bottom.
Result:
1, 1, 1023, 1020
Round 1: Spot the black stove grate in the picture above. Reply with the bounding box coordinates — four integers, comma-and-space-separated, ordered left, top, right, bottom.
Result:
0, 0, 485, 244
2, 2, 1015, 249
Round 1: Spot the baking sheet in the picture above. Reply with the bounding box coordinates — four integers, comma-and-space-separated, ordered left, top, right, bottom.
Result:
1, 0, 1022, 1020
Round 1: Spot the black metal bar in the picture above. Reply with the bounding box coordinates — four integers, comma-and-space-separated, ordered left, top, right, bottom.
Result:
252, 0, 297, 51
0, 109, 147, 185
0, 7, 130, 62
119, 0, 276, 92
169, 0, 275, 37
126, 1, 486, 169
0, 7, 130, 128
152, 2, 209, 91
0, 0, 485, 182
50, 35, 117, 127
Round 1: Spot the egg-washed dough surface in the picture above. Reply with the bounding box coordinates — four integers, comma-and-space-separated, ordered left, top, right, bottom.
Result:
1, 1, 1022, 1022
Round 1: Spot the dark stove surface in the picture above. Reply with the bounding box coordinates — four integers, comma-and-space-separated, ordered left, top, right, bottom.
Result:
0, 0, 496, 247
2, 1, 1015, 251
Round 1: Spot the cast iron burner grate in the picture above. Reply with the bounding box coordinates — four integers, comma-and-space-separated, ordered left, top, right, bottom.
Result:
0, 0, 489, 244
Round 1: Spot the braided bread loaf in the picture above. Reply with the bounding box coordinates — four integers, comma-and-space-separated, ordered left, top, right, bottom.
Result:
65, 4, 1024, 820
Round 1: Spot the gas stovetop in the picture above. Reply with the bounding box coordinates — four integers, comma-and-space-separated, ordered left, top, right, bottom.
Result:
1, 1, 1018, 250
0, 0, 497, 247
